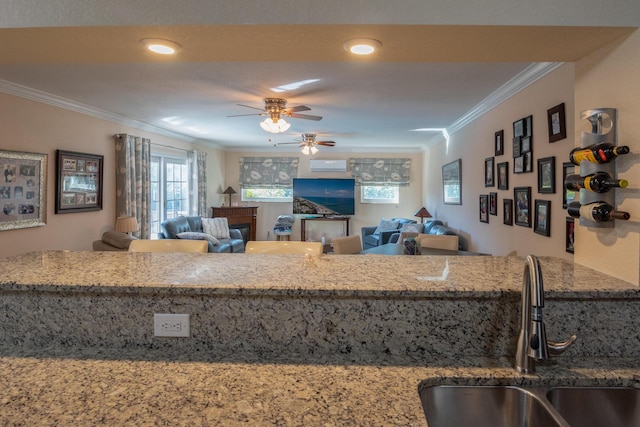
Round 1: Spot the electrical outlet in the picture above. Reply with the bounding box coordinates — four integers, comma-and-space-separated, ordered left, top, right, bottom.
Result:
153, 313, 190, 337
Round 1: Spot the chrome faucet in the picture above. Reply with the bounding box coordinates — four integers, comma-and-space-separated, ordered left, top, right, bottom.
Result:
516, 255, 577, 373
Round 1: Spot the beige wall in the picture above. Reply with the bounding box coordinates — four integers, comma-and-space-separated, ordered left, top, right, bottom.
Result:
0, 92, 224, 258
424, 63, 576, 259
222, 150, 423, 242
574, 29, 640, 285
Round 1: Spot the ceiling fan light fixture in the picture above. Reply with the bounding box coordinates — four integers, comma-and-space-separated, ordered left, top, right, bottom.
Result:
259, 118, 290, 134
140, 38, 181, 55
343, 38, 382, 55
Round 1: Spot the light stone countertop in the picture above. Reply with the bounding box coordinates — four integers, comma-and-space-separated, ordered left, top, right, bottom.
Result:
1, 251, 638, 298
2, 345, 640, 427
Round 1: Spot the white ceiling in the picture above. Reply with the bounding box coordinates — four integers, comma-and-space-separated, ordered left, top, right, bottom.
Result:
0, 1, 637, 153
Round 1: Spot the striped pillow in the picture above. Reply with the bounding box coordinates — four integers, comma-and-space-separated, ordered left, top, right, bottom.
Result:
176, 231, 219, 245
202, 217, 230, 239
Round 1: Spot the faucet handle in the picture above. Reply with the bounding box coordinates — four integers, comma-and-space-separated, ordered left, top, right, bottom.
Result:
548, 335, 577, 356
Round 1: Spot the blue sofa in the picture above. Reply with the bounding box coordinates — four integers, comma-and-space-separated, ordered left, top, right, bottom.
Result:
159, 216, 245, 253
360, 217, 417, 250
388, 220, 462, 249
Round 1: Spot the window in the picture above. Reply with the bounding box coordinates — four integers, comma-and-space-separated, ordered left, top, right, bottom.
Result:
361, 185, 399, 204
242, 188, 292, 203
150, 154, 190, 235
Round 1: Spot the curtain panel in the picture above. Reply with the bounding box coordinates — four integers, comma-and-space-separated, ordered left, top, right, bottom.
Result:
349, 158, 411, 186
188, 150, 207, 216
239, 157, 299, 189
114, 134, 151, 239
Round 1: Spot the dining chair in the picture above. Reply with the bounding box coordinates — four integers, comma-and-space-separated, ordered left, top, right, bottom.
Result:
332, 235, 362, 254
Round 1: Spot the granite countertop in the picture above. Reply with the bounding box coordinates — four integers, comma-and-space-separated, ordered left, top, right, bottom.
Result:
2, 345, 639, 427
1, 251, 638, 298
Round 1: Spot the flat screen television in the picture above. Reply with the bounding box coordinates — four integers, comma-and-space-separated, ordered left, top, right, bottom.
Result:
292, 178, 355, 216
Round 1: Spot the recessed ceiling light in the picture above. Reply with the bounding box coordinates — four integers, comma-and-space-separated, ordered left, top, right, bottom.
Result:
140, 38, 181, 55
343, 38, 382, 55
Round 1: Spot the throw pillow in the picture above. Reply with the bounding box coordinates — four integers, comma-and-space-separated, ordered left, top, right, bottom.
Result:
400, 222, 423, 233
201, 217, 230, 239
374, 218, 400, 235
176, 231, 220, 246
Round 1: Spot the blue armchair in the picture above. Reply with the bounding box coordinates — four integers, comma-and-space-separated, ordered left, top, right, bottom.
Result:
361, 218, 417, 250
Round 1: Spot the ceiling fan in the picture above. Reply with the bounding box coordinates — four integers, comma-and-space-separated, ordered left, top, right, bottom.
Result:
228, 98, 322, 134
276, 133, 336, 155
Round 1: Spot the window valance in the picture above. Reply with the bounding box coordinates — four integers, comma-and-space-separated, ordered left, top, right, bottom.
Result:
239, 157, 299, 188
349, 158, 411, 186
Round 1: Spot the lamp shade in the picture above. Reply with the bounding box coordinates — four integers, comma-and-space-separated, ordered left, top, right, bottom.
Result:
115, 216, 139, 234
414, 207, 432, 222
223, 186, 237, 206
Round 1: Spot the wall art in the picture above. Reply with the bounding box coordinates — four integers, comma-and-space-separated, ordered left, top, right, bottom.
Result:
56, 150, 104, 214
0, 149, 47, 231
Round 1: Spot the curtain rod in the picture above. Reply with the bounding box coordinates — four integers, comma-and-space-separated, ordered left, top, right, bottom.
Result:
113, 134, 192, 153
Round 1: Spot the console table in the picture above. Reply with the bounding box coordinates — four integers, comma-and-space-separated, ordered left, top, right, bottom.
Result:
300, 217, 350, 242
211, 206, 258, 242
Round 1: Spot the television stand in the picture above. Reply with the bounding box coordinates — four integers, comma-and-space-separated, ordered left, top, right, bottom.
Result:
300, 217, 350, 242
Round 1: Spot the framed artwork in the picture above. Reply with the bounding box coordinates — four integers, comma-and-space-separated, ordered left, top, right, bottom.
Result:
512, 136, 521, 158
513, 118, 525, 138
521, 136, 531, 154
0, 149, 47, 231
484, 157, 494, 187
514, 156, 524, 174
562, 162, 576, 209
547, 103, 566, 143
523, 152, 533, 173
495, 130, 504, 156
565, 217, 575, 253
489, 192, 498, 215
537, 156, 556, 194
503, 199, 513, 226
497, 161, 509, 190
442, 159, 462, 205
479, 194, 489, 223
534, 200, 551, 236
514, 186, 531, 227
525, 115, 533, 137
55, 150, 104, 214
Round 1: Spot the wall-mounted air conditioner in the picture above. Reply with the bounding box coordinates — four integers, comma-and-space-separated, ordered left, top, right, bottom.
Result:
309, 159, 347, 172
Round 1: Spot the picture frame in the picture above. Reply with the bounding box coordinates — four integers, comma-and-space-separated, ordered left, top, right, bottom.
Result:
55, 150, 104, 214
514, 186, 531, 227
479, 194, 489, 223
537, 156, 556, 194
525, 115, 533, 137
534, 199, 551, 236
489, 192, 497, 215
442, 159, 462, 205
513, 118, 525, 138
562, 162, 576, 209
0, 149, 47, 231
484, 157, 494, 187
497, 161, 509, 190
495, 130, 504, 156
523, 152, 533, 173
503, 199, 513, 226
514, 156, 524, 174
520, 136, 531, 154
547, 103, 566, 143
512, 136, 521, 158
565, 217, 575, 253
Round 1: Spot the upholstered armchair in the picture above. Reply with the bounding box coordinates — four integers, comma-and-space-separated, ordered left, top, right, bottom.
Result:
360, 218, 417, 250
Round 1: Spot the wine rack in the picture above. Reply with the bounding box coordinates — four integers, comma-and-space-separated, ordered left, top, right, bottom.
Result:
577, 108, 617, 228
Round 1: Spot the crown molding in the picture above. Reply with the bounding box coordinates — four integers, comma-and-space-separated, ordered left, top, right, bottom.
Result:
0, 79, 198, 143
427, 62, 564, 145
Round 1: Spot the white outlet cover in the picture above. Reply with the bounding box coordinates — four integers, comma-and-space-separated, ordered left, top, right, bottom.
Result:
153, 313, 190, 337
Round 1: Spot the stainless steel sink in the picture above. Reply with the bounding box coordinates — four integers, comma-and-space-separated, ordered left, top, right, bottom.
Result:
419, 385, 568, 427
547, 387, 640, 427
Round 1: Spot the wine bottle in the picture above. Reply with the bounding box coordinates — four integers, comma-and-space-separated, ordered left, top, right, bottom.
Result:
569, 143, 630, 165
567, 201, 630, 222
564, 172, 628, 193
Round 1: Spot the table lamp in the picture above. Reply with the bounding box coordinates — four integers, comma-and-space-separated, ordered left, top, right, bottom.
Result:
414, 207, 432, 224
115, 216, 139, 235
223, 186, 237, 206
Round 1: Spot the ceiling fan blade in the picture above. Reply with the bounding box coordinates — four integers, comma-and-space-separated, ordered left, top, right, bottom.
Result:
236, 103, 265, 111
289, 113, 323, 121
285, 105, 311, 113
276, 142, 304, 145
316, 141, 336, 146
226, 113, 264, 117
